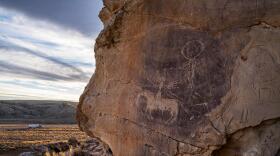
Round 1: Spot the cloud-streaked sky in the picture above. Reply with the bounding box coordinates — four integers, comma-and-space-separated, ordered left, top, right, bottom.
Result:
0, 1, 103, 101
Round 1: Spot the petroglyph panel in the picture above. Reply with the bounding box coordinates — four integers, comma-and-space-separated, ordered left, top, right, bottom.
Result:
139, 26, 232, 127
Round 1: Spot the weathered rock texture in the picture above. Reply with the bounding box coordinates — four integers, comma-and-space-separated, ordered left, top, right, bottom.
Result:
77, 0, 280, 155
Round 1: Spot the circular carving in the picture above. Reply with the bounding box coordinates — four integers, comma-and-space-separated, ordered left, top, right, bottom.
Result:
181, 40, 205, 60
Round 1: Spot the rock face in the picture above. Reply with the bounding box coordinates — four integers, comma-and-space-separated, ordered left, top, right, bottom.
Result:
77, 0, 280, 155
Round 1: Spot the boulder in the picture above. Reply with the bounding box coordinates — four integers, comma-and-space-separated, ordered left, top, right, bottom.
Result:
77, 0, 280, 155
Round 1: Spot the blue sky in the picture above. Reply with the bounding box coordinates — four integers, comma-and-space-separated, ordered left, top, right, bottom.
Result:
0, 1, 103, 101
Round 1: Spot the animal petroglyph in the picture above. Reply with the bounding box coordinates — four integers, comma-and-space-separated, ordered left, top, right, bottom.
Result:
136, 90, 179, 124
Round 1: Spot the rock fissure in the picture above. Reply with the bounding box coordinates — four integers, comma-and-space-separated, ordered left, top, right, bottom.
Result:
95, 112, 205, 149
246, 21, 280, 31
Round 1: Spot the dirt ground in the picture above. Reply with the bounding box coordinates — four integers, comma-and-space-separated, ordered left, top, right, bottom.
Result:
0, 124, 88, 155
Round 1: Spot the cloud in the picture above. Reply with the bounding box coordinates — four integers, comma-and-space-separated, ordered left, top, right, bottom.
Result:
0, 61, 89, 81
0, 6, 97, 101
0, 0, 103, 36
0, 42, 89, 81
0, 77, 87, 101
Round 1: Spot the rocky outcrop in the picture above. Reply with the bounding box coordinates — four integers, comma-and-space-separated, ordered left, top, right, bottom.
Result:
19, 138, 112, 156
77, 0, 280, 155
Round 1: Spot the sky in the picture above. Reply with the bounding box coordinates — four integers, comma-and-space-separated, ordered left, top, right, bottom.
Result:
0, 1, 103, 102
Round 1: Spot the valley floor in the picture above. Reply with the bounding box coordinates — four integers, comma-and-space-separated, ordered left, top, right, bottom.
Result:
0, 124, 88, 155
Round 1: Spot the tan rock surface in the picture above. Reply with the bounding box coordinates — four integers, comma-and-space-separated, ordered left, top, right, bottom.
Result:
77, 0, 280, 155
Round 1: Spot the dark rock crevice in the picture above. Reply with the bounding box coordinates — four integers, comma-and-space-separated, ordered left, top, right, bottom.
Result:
213, 118, 280, 156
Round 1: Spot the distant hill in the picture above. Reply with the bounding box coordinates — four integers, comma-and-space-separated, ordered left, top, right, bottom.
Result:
0, 100, 78, 124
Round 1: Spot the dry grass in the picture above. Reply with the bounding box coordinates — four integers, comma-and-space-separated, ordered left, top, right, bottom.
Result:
0, 124, 88, 153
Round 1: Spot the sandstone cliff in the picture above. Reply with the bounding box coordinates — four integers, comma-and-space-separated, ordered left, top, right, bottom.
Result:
77, 0, 280, 155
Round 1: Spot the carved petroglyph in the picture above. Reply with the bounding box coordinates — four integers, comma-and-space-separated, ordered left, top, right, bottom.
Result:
181, 40, 205, 60
248, 46, 280, 105
136, 88, 179, 124
181, 40, 205, 91
140, 27, 230, 128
